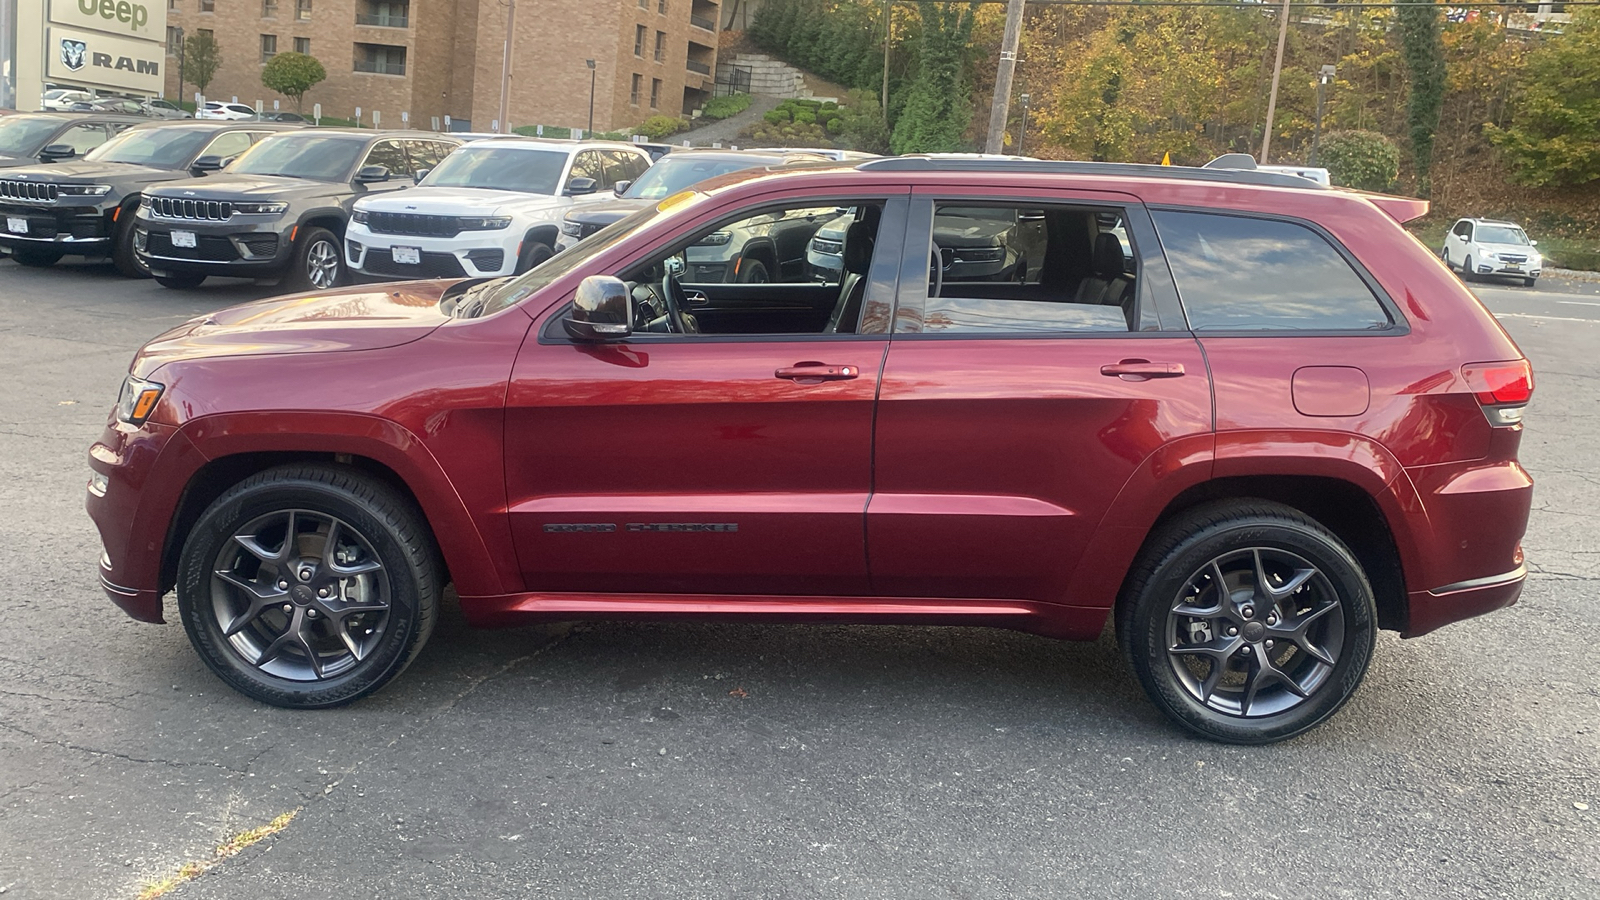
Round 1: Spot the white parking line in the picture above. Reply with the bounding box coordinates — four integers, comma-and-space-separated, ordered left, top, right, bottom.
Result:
1557, 299, 1600, 308
1495, 312, 1600, 324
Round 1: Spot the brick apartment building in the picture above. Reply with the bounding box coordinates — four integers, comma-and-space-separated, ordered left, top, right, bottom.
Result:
161, 0, 721, 133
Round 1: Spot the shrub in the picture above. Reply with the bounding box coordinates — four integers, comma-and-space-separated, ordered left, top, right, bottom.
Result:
825, 117, 844, 135
763, 108, 790, 125
793, 110, 816, 126
514, 125, 572, 138
637, 115, 690, 140
701, 93, 753, 121
1318, 130, 1402, 192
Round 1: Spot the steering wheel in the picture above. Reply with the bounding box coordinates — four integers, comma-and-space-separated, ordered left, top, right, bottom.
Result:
659, 257, 700, 334
929, 243, 945, 299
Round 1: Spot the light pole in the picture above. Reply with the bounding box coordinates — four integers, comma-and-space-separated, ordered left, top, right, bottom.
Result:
1017, 92, 1030, 157
1310, 64, 1336, 166
173, 26, 185, 105
497, 0, 517, 133
586, 59, 596, 136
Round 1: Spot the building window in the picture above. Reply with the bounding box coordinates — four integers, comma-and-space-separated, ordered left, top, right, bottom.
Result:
650, 78, 661, 109
296, 0, 312, 21
166, 25, 182, 54
168, 0, 177, 9
654, 31, 666, 62
294, 37, 311, 54
200, 0, 214, 11
355, 43, 407, 75
630, 74, 642, 106
263, 0, 278, 17
634, 25, 646, 57
358, 2, 410, 27
638, 0, 647, 7
659, 0, 668, 13
261, 34, 278, 62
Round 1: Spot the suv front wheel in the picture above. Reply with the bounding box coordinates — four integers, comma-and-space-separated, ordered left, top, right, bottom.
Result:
287, 227, 344, 292
1118, 500, 1376, 744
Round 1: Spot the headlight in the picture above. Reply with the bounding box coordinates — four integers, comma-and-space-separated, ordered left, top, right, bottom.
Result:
57, 184, 112, 197
458, 216, 512, 230
115, 376, 164, 427
695, 230, 733, 246
233, 201, 287, 215
560, 220, 583, 238
138, 195, 151, 209
351, 208, 369, 224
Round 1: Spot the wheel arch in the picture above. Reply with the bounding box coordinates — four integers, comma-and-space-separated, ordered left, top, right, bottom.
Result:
295, 210, 348, 240
739, 239, 779, 276
521, 223, 559, 252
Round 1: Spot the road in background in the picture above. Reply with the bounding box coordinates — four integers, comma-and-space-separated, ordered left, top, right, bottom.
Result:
0, 262, 1594, 900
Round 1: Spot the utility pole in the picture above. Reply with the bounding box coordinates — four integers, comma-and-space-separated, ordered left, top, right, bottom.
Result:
1017, 92, 1030, 157
1258, 0, 1291, 164
984, 0, 1026, 155
1310, 64, 1335, 165
497, 0, 517, 134
881, 0, 891, 115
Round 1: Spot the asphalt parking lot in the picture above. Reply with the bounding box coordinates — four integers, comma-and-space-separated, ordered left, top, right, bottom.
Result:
0, 260, 1595, 899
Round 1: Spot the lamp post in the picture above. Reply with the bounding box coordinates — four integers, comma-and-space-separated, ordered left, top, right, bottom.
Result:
1310, 64, 1336, 166
174, 26, 186, 106
1017, 92, 1030, 157
497, 0, 516, 133
586, 59, 597, 136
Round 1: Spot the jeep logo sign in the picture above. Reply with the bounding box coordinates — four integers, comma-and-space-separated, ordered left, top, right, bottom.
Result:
49, 0, 165, 40
45, 28, 165, 94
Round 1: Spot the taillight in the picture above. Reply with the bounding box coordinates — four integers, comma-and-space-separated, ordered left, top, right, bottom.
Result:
1462, 359, 1533, 425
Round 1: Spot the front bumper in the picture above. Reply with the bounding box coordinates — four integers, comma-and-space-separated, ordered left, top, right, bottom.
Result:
345, 223, 518, 279
0, 203, 112, 257
1475, 258, 1541, 278
135, 215, 294, 277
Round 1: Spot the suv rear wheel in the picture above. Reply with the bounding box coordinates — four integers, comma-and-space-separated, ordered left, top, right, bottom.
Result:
176, 464, 441, 708
1118, 500, 1376, 744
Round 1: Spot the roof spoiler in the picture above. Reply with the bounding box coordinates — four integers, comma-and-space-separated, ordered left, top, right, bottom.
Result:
1355, 191, 1430, 223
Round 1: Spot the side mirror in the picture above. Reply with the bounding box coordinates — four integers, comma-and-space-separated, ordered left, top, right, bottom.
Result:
562, 275, 633, 342
612, 180, 632, 196
39, 143, 76, 162
412, 168, 430, 184
565, 176, 598, 196
190, 154, 225, 175
354, 165, 390, 184
1530, 239, 1538, 246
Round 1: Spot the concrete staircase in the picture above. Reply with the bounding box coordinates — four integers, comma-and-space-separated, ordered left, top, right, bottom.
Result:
717, 53, 837, 103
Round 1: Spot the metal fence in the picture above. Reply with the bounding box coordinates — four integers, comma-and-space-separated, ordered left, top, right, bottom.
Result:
714, 65, 751, 98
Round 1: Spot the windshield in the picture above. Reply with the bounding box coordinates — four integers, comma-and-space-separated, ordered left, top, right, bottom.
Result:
474, 204, 664, 318
229, 134, 366, 181
1476, 225, 1529, 245
422, 146, 566, 194
624, 156, 769, 200
85, 127, 212, 167
0, 117, 65, 156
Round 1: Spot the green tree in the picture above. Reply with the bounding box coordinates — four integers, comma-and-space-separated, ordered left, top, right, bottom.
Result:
1317, 130, 1401, 191
260, 51, 327, 113
184, 31, 222, 97
891, 1, 979, 154
1486, 8, 1600, 187
1397, 2, 1445, 195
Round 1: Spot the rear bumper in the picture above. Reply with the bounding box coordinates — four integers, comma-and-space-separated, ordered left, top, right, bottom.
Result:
1404, 564, 1525, 638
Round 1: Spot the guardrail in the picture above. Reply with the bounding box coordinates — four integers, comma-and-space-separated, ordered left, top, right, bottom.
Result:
355, 13, 409, 26
686, 59, 712, 76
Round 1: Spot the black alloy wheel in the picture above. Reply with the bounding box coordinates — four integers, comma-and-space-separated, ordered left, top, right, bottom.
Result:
737, 259, 770, 283
177, 464, 440, 708
1118, 500, 1376, 744
516, 240, 554, 274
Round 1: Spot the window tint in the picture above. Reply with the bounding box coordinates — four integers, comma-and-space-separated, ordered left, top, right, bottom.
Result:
201, 131, 255, 161
910, 202, 1138, 334
602, 149, 648, 184
1152, 210, 1391, 332
614, 201, 886, 336
568, 151, 605, 187
1453, 221, 1472, 238
404, 140, 449, 170
361, 140, 411, 177
57, 123, 109, 155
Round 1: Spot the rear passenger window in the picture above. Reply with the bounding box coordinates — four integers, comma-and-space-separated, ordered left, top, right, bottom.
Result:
1152, 210, 1392, 332
910, 202, 1142, 334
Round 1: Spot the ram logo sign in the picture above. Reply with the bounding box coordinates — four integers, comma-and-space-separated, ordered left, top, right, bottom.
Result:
45, 28, 165, 94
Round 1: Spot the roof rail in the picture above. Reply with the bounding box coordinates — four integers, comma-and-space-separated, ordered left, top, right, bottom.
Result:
854, 155, 1328, 190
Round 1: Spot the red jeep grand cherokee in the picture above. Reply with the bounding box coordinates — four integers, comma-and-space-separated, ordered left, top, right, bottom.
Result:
87, 157, 1534, 743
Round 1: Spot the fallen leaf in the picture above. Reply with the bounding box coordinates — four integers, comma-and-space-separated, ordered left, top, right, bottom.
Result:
728, 687, 748, 698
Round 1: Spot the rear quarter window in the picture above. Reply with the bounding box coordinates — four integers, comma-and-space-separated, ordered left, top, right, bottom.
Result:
1152, 210, 1392, 332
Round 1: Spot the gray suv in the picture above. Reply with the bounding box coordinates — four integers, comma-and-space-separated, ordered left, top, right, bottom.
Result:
135, 130, 460, 291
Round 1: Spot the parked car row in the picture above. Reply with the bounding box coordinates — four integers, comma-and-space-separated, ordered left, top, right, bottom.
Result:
42, 89, 192, 119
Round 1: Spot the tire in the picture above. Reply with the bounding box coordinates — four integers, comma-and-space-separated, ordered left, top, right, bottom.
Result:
737, 258, 770, 284
1116, 500, 1377, 745
112, 207, 150, 278
176, 464, 441, 708
1440, 247, 1451, 269
154, 271, 206, 289
11, 248, 62, 268
515, 240, 554, 274
1462, 256, 1476, 282
285, 226, 343, 292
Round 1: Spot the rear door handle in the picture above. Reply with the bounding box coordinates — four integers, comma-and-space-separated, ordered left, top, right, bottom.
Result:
1100, 359, 1185, 380
776, 362, 861, 382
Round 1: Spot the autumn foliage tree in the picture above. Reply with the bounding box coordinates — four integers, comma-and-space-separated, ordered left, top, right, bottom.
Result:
261, 51, 327, 113
1486, 8, 1600, 187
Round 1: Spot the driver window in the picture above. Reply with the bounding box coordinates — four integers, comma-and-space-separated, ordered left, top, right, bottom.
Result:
360, 140, 411, 179
618, 199, 887, 337
57, 123, 109, 155
201, 131, 254, 161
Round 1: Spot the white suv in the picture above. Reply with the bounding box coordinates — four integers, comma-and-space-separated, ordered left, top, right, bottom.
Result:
345, 139, 653, 279
1441, 217, 1542, 287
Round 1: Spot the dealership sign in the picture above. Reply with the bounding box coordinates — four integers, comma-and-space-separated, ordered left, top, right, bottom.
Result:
49, 0, 165, 41
46, 28, 165, 94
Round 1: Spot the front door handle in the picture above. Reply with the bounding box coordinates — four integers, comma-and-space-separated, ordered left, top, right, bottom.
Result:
776, 362, 860, 382
1100, 359, 1185, 380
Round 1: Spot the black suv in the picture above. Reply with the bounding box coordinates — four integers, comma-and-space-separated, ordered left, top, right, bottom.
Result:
0, 121, 298, 274
136, 130, 460, 291
0, 112, 146, 170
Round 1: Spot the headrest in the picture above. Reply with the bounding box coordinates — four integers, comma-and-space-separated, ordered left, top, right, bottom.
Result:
842, 220, 875, 276
1092, 232, 1125, 277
